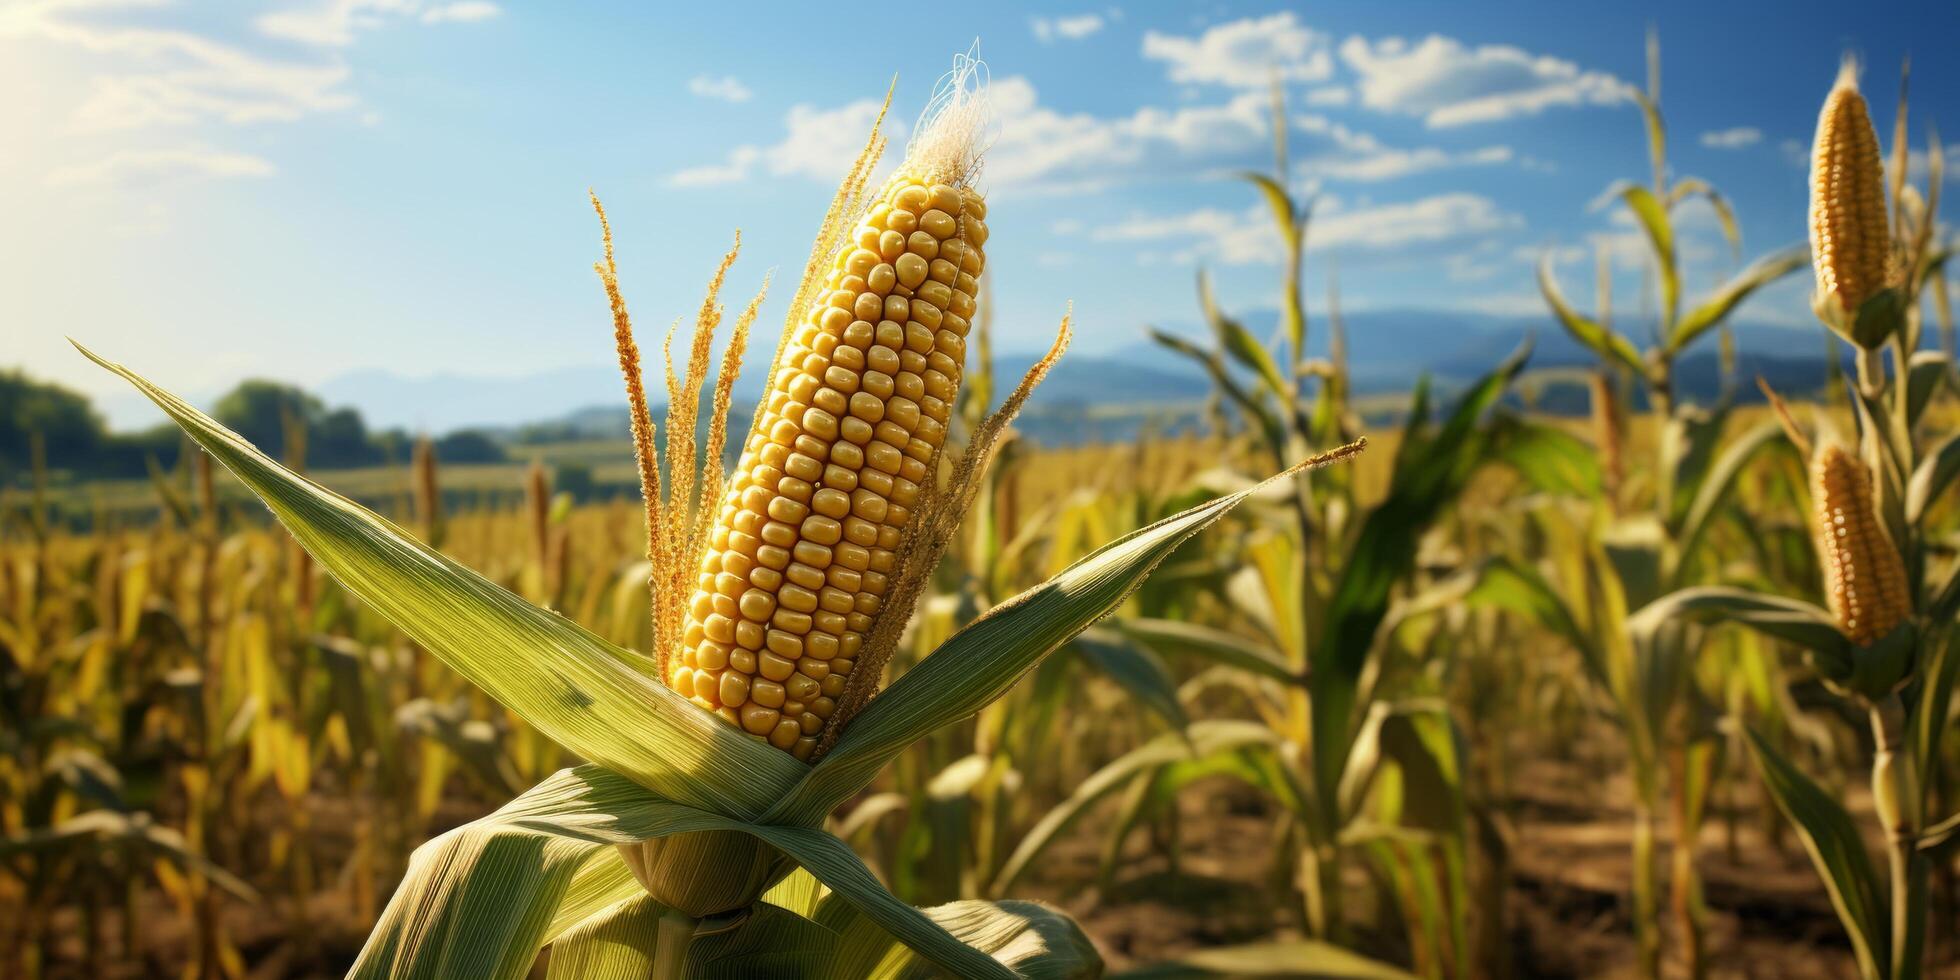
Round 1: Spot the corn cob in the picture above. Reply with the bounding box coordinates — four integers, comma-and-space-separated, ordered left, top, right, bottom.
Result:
1808, 60, 1892, 319
1812, 444, 1909, 645
670, 173, 987, 760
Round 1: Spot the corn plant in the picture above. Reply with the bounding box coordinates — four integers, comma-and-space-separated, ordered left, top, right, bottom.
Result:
1530, 35, 1807, 978
72, 62, 1367, 979
982, 93, 1594, 976
1632, 61, 1957, 980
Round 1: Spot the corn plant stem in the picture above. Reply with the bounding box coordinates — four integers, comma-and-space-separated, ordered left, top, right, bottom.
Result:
1670, 745, 1707, 980
1633, 799, 1662, 980
1871, 695, 1924, 980
652, 909, 697, 980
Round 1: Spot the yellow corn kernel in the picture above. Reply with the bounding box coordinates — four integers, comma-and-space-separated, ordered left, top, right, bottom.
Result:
1812, 444, 1909, 645
672, 173, 984, 760
1809, 60, 1891, 320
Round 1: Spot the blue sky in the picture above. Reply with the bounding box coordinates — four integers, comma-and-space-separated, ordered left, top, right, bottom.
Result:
6, 0, 1957, 428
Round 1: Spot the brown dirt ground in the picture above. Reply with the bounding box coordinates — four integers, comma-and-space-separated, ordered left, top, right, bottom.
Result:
1014, 752, 1960, 979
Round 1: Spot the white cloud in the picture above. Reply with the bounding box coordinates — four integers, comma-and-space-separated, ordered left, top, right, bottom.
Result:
6, 13, 359, 131
923, 74, 1528, 195
255, 0, 497, 45
1313, 193, 1521, 250
1902, 144, 1960, 185
7, 1, 480, 134
1303, 86, 1351, 107
1031, 13, 1104, 43
1523, 243, 1591, 268
687, 74, 753, 103
46, 146, 276, 187
983, 76, 1271, 194
69, 62, 355, 131
1699, 126, 1761, 150
1293, 113, 1512, 182
1093, 192, 1520, 265
667, 99, 900, 188
1142, 12, 1333, 88
1339, 34, 1632, 127
256, 0, 412, 46
421, 2, 499, 24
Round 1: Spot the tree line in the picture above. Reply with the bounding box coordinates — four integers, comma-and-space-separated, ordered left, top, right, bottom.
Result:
1, 369, 505, 484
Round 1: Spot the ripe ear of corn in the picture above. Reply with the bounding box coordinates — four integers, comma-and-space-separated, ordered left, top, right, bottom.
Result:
670, 172, 987, 761
1811, 444, 1909, 645
1808, 60, 1894, 339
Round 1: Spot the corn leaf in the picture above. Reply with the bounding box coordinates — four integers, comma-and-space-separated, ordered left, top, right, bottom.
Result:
1112, 940, 1417, 979
1536, 257, 1644, 376
1906, 432, 1960, 526
1073, 629, 1189, 731
989, 720, 1282, 896
1199, 270, 1290, 399
1906, 351, 1950, 430
1911, 632, 1958, 797
0, 811, 257, 902
1241, 171, 1301, 255
773, 451, 1354, 826
1631, 587, 1851, 678
1922, 812, 1960, 863
1743, 729, 1888, 979
1150, 328, 1287, 462
1632, 90, 1667, 197
1454, 558, 1603, 690
79, 341, 804, 820
1668, 177, 1741, 257
1484, 413, 1602, 497
1615, 182, 1680, 327
1112, 617, 1298, 685
1671, 421, 1798, 584
1666, 246, 1807, 354
1312, 346, 1526, 805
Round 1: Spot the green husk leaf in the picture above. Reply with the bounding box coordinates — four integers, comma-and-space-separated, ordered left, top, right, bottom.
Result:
543, 894, 670, 980
351, 765, 1030, 980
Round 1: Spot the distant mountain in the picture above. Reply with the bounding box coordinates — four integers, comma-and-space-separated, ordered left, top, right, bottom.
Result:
305, 308, 1862, 441
321, 351, 1215, 435
318, 364, 629, 433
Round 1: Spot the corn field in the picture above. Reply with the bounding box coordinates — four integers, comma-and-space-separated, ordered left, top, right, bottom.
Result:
6, 41, 1960, 980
